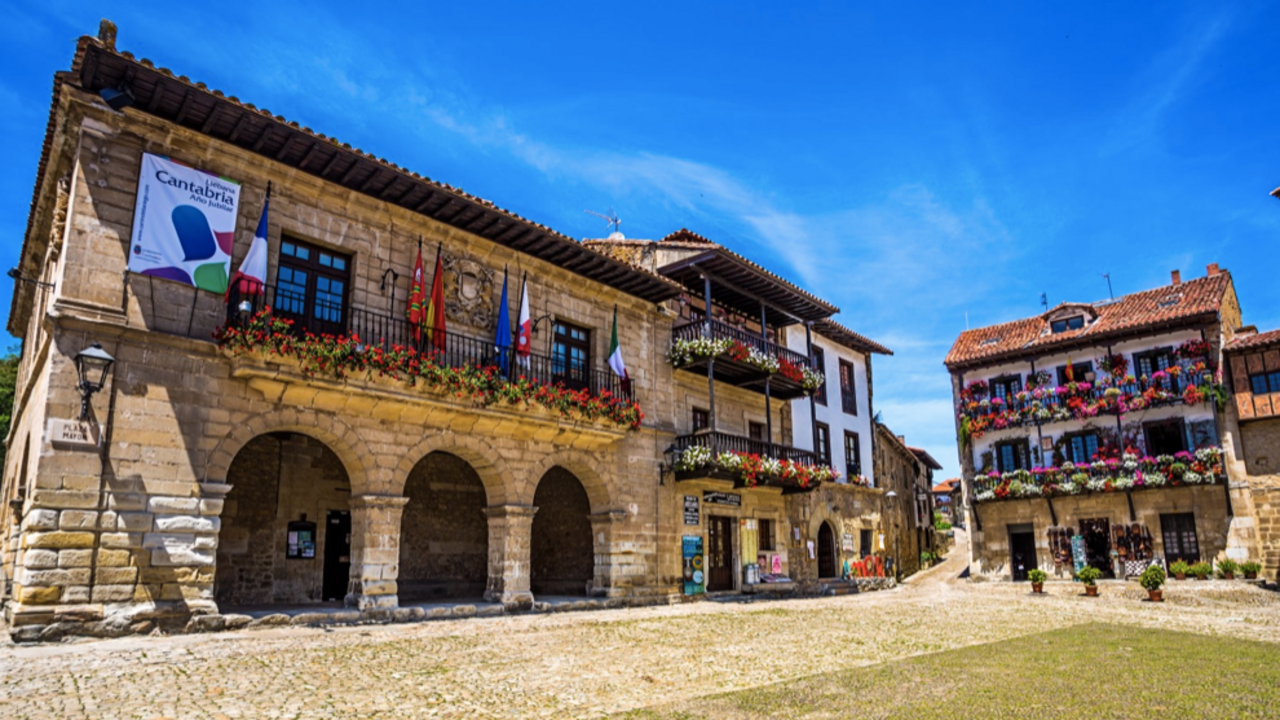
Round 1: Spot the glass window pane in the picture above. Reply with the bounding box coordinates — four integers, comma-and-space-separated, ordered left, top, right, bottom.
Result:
319, 253, 332, 267
295, 246, 310, 260
282, 242, 295, 257
333, 257, 346, 270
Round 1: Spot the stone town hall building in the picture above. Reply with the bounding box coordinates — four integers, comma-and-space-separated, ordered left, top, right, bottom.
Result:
0, 26, 916, 638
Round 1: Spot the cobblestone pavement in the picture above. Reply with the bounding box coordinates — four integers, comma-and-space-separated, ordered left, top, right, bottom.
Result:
4, 531, 1280, 719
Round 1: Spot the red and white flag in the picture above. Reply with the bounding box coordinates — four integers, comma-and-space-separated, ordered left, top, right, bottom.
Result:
516, 274, 532, 367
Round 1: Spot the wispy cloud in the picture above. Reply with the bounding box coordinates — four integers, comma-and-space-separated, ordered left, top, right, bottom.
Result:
1101, 9, 1233, 156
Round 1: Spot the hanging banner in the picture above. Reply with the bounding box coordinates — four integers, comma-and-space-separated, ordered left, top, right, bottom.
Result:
128, 153, 241, 293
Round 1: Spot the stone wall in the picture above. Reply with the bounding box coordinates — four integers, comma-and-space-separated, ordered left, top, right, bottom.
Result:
786, 483, 887, 590
399, 452, 489, 600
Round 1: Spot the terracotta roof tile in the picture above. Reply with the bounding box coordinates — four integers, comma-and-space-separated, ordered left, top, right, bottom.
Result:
944, 272, 1232, 369
1226, 327, 1280, 352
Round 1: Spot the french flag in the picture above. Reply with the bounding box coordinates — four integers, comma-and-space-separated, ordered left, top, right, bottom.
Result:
516, 273, 532, 367
227, 196, 269, 299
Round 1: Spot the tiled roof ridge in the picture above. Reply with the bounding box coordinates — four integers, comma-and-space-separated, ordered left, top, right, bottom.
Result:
945, 271, 1231, 368
1226, 327, 1280, 352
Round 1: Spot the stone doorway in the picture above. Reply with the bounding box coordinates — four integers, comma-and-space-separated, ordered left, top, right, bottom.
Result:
817, 521, 838, 579
215, 433, 352, 606
530, 467, 594, 596
398, 452, 490, 601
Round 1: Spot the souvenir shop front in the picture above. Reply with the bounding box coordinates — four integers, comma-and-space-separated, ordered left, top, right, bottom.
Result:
976, 485, 1229, 580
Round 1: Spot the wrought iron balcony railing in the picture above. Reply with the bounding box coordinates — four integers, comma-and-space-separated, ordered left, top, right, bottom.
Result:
226, 285, 628, 400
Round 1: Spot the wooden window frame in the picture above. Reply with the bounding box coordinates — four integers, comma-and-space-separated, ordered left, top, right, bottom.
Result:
758, 518, 776, 552
692, 407, 710, 433
748, 421, 767, 443
844, 431, 862, 480
989, 375, 1022, 402
1249, 371, 1280, 395
1050, 316, 1085, 334
1063, 431, 1100, 465
552, 320, 592, 391
1133, 348, 1174, 379
839, 359, 857, 415
812, 347, 827, 406
995, 438, 1031, 473
815, 422, 832, 467
1056, 361, 1094, 386
274, 236, 352, 335
1143, 417, 1187, 456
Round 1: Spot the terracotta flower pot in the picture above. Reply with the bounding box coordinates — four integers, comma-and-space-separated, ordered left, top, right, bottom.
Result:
1245, 572, 1258, 580
1084, 584, 1098, 597
1174, 573, 1185, 581
1032, 582, 1044, 594
1223, 572, 1235, 580
1148, 589, 1163, 602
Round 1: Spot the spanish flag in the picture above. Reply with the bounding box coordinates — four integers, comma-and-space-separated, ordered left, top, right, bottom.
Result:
424, 243, 447, 352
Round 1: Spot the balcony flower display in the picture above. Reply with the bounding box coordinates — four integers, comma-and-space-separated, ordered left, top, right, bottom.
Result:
674, 447, 845, 489
669, 337, 824, 389
216, 309, 644, 429
957, 359, 1223, 439
971, 447, 1223, 502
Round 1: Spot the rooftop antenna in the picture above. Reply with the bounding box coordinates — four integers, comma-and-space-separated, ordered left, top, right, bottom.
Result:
585, 208, 622, 238
1101, 273, 1114, 300
1040, 293, 1048, 311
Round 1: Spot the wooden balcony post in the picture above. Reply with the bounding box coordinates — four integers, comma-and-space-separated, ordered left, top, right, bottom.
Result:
704, 273, 717, 431
806, 321, 817, 459
762, 301, 772, 445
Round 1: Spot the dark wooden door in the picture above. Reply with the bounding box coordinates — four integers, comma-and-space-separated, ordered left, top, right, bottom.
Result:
1079, 517, 1113, 577
322, 510, 351, 602
1160, 513, 1200, 564
1009, 530, 1037, 581
706, 516, 734, 591
817, 522, 838, 578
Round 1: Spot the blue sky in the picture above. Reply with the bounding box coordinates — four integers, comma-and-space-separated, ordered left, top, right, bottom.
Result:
3, 3, 1279, 483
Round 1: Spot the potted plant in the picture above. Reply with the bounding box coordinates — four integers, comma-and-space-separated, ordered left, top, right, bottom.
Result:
1242, 561, 1261, 580
1190, 561, 1212, 580
1169, 560, 1189, 581
1139, 564, 1166, 602
1028, 568, 1047, 594
1077, 566, 1103, 596
1217, 558, 1238, 580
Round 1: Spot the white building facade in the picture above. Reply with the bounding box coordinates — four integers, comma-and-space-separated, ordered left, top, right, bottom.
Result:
786, 320, 891, 487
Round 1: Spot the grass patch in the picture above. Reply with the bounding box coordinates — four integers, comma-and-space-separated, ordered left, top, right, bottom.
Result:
620, 623, 1280, 719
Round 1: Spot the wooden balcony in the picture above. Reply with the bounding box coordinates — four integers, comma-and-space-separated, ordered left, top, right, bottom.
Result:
670, 320, 814, 400
673, 431, 822, 493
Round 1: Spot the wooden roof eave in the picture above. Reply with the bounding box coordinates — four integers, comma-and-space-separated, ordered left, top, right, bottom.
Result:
72, 41, 681, 306
658, 250, 836, 326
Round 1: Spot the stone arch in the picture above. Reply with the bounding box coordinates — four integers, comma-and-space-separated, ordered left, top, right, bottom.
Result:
529, 465, 595, 596
215, 431, 353, 606
205, 409, 370, 491
391, 433, 512, 505
522, 449, 612, 512
817, 520, 838, 579
397, 450, 491, 601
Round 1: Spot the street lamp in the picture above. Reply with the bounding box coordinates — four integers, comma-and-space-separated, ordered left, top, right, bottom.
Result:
885, 490, 900, 582
74, 342, 114, 421
659, 443, 679, 485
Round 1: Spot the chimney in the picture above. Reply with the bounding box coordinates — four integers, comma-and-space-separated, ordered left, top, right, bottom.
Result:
1207, 263, 1220, 277
898, 435, 906, 444
1170, 270, 1181, 285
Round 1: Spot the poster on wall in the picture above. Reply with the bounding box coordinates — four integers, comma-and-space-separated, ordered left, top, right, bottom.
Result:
682, 536, 704, 595
842, 533, 855, 553
128, 153, 241, 293
683, 495, 700, 525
